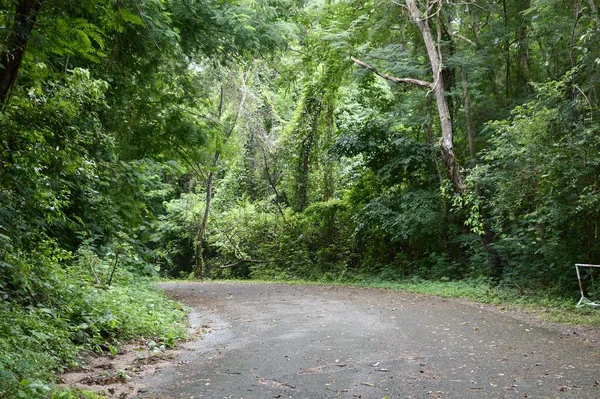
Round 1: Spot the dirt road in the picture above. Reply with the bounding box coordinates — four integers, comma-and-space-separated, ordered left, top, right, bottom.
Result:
136, 282, 600, 398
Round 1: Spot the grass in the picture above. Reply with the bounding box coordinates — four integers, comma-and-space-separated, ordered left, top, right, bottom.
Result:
358, 278, 600, 326
189, 274, 600, 327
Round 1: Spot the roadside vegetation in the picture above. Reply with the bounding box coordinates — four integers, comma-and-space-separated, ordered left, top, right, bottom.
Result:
346, 278, 600, 326
2, 0, 600, 396
0, 245, 187, 398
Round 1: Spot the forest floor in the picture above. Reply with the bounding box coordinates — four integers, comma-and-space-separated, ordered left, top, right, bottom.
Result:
64, 281, 600, 398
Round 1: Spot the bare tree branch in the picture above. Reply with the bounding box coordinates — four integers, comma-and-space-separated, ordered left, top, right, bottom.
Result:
220, 259, 267, 268
223, 230, 246, 260
350, 56, 432, 89
451, 32, 477, 47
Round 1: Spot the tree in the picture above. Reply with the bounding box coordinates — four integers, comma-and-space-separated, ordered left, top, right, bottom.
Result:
194, 69, 248, 278
351, 0, 464, 193
0, 0, 44, 103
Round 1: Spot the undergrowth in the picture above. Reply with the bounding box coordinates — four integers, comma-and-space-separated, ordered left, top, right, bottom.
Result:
0, 243, 188, 399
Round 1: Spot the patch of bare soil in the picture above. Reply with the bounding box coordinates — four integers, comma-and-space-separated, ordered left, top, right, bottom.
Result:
59, 326, 211, 398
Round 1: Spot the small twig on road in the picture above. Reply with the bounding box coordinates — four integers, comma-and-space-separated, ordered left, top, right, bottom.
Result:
326, 387, 349, 393
360, 382, 377, 387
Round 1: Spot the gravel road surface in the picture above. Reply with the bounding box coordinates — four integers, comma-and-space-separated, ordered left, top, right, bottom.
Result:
136, 282, 600, 399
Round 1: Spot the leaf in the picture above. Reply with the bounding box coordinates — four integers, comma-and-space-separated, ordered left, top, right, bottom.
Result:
119, 8, 145, 26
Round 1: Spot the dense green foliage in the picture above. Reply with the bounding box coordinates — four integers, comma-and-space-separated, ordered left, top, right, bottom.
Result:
0, 0, 293, 395
2, 0, 600, 394
196, 0, 600, 290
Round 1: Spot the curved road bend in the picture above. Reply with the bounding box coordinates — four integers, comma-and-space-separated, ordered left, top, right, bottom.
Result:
136, 282, 600, 399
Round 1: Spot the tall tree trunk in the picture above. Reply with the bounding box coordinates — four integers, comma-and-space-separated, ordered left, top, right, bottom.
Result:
194, 168, 215, 279
352, 2, 464, 193
295, 128, 315, 212
569, 1, 582, 71
405, 0, 465, 193
588, 0, 600, 26
461, 69, 476, 161
0, 0, 44, 104
259, 140, 285, 217
294, 91, 322, 212
322, 103, 335, 201
503, 0, 511, 100
242, 128, 258, 199
515, 0, 532, 96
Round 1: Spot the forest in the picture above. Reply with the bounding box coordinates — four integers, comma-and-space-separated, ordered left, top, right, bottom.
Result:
1, 0, 600, 396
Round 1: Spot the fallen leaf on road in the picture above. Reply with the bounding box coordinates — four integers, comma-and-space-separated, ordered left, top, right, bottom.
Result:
258, 378, 295, 390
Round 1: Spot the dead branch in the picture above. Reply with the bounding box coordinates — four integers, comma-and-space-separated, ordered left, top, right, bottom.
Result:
223, 230, 246, 260
220, 259, 267, 268
350, 57, 432, 89
451, 32, 476, 47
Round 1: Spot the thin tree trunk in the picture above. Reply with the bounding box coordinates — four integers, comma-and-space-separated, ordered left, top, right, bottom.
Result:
461, 69, 476, 161
471, 4, 479, 43
242, 129, 258, 199
515, 0, 531, 95
107, 247, 119, 287
503, 0, 510, 99
322, 103, 335, 201
194, 169, 214, 278
470, 3, 504, 107
588, 0, 600, 26
259, 141, 285, 217
0, 0, 44, 104
296, 128, 315, 212
569, 1, 582, 71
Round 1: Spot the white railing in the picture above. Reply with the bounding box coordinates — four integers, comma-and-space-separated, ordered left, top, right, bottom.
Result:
575, 264, 600, 307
